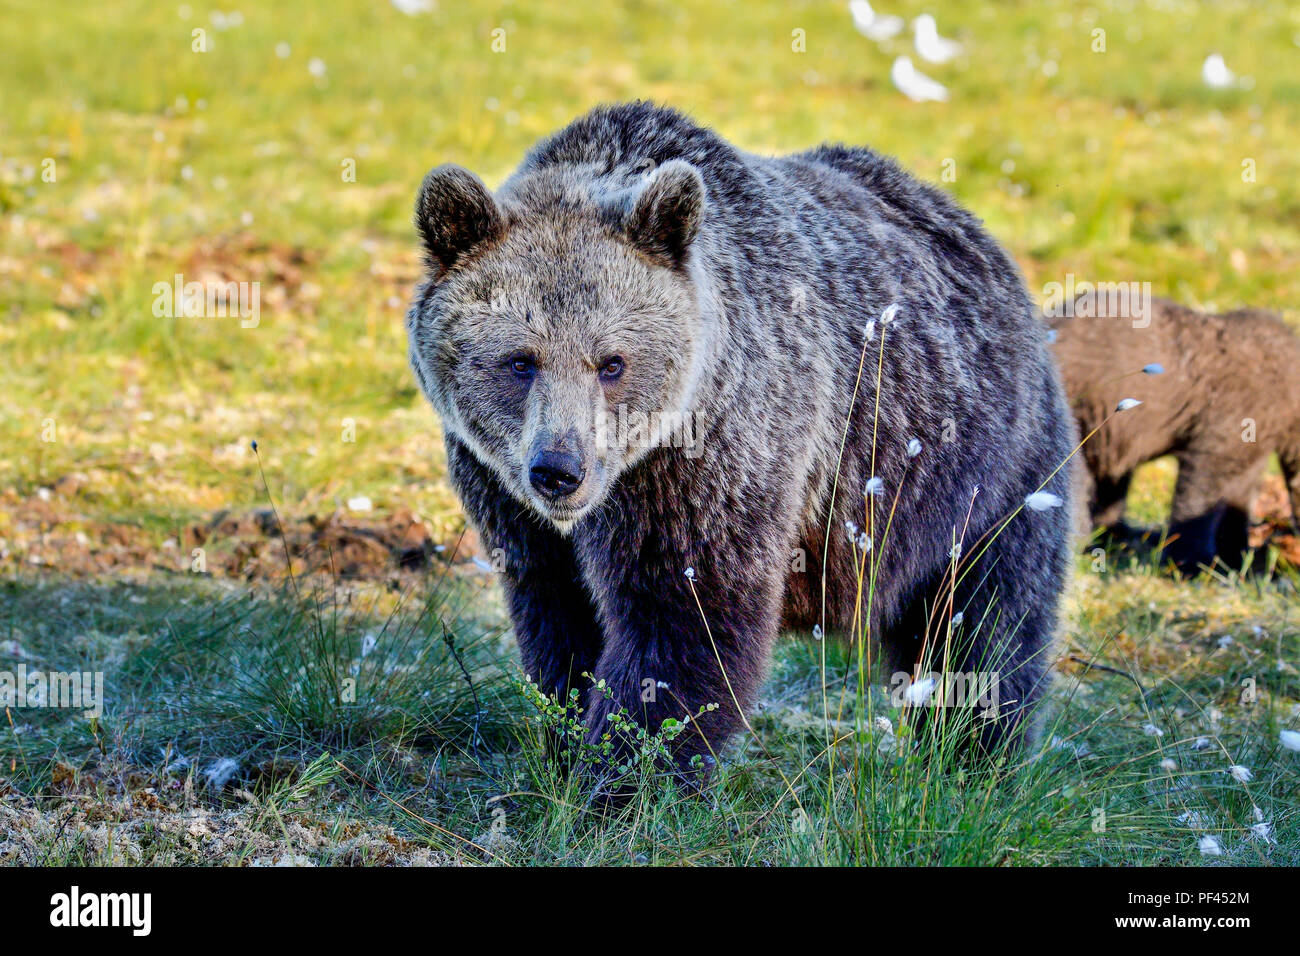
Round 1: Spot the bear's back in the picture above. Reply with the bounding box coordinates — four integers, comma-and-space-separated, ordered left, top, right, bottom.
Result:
1051, 296, 1300, 464
515, 101, 772, 217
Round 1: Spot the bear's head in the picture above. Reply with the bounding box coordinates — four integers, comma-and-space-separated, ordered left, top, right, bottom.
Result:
407, 160, 711, 531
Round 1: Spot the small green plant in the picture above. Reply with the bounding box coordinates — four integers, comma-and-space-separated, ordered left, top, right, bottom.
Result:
517, 674, 718, 794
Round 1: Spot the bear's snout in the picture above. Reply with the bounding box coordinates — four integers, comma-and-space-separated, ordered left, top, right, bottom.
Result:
529, 448, 586, 500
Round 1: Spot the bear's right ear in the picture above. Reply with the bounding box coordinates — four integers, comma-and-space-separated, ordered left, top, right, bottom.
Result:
414, 165, 505, 278
624, 160, 705, 270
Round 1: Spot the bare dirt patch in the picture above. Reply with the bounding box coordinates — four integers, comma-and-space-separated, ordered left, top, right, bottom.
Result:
0, 486, 485, 583
3, 473, 1294, 583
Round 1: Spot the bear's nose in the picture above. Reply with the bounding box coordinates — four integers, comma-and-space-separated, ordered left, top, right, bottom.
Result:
529, 450, 585, 500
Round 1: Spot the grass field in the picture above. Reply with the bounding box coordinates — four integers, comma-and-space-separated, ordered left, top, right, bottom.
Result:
2, 0, 1299, 865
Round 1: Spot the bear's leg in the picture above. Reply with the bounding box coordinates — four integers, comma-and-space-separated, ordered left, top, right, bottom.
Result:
1283, 442, 1300, 534
1163, 510, 1225, 575
905, 505, 1069, 754
1168, 450, 1265, 574
444, 436, 604, 704
1215, 506, 1255, 573
575, 512, 789, 782
1165, 451, 1226, 573
1214, 456, 1267, 573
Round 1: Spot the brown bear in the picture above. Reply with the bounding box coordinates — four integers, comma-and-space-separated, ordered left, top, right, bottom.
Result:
406, 103, 1074, 781
1048, 295, 1300, 573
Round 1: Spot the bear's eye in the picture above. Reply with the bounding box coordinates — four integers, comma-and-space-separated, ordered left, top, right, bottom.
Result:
507, 354, 536, 378
598, 356, 625, 382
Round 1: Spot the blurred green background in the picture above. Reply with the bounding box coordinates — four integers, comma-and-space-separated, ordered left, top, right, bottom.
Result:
3, 0, 1298, 537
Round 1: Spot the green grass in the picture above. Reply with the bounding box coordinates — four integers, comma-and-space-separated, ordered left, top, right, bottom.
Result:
2, 0, 1299, 864
3, 554, 1297, 865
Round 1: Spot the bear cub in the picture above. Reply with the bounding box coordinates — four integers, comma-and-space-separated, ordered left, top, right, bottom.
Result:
1049, 295, 1300, 574
407, 102, 1074, 779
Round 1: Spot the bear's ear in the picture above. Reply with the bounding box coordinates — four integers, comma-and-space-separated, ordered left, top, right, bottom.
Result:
414, 165, 505, 278
624, 160, 705, 269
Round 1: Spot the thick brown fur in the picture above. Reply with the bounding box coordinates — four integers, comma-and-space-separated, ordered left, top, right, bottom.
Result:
1049, 296, 1300, 573
407, 103, 1074, 778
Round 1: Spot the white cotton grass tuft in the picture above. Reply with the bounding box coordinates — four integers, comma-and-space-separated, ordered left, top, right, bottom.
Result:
1177, 809, 1207, 829
813, 624, 823, 641
1193, 736, 1211, 751
863, 303, 901, 341
360, 632, 378, 658
1142, 363, 1165, 375
1249, 820, 1275, 844
1228, 764, 1253, 783
204, 757, 240, 790
1280, 729, 1300, 752
856, 533, 873, 553
865, 476, 885, 497
684, 566, 695, 580
874, 714, 898, 753
1143, 723, 1164, 737
1024, 491, 1063, 511
903, 675, 937, 705
950, 611, 963, 626
1159, 758, 1177, 772
1248, 805, 1274, 843
1116, 398, 1143, 411
1198, 834, 1224, 857
1242, 806, 1274, 842
906, 438, 922, 457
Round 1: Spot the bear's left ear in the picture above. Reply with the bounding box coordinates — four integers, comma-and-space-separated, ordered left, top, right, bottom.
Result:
624, 160, 705, 269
